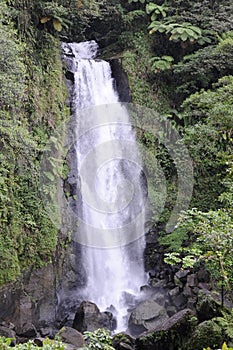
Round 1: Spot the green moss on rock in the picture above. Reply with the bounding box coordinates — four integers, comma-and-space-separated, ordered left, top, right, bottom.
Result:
187, 320, 223, 350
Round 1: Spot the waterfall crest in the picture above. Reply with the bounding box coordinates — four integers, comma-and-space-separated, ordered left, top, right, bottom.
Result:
62, 41, 147, 331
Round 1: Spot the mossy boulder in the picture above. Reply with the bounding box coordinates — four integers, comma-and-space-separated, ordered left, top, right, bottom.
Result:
113, 333, 135, 350
186, 320, 223, 350
56, 326, 85, 348
72, 301, 116, 332
135, 308, 197, 350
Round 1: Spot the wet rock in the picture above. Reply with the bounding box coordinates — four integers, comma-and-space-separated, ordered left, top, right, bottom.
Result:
128, 300, 168, 336
73, 301, 115, 332
110, 60, 131, 103
121, 291, 138, 309
135, 308, 197, 350
57, 326, 85, 348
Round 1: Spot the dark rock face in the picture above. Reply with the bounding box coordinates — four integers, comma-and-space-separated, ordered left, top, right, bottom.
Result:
73, 301, 116, 332
0, 265, 57, 337
110, 60, 131, 103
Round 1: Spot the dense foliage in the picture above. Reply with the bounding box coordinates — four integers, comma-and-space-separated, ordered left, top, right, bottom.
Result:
0, 0, 69, 284
0, 337, 65, 349
81, 328, 115, 350
116, 0, 233, 295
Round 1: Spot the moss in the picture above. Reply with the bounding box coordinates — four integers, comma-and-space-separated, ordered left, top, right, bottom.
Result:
187, 320, 223, 350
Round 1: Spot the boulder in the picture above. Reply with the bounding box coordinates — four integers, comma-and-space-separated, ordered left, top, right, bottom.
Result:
175, 270, 190, 282
170, 293, 187, 309
57, 326, 84, 348
128, 300, 168, 336
73, 301, 116, 332
135, 308, 197, 350
186, 320, 222, 350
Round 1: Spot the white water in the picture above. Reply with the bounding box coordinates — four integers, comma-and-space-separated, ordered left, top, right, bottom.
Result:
63, 41, 147, 331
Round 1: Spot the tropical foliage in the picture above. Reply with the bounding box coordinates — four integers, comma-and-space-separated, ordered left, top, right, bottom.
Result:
0, 337, 65, 349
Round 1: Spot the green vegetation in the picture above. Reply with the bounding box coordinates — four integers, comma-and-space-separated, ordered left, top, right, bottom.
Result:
0, 330, 115, 350
204, 342, 233, 350
81, 328, 115, 350
117, 0, 233, 304
0, 0, 69, 285
0, 337, 65, 349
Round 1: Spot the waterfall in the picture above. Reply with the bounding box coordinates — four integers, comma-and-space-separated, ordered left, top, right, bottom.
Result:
62, 41, 147, 331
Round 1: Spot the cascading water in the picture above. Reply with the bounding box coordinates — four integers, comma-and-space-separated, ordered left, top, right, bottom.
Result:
62, 41, 147, 331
